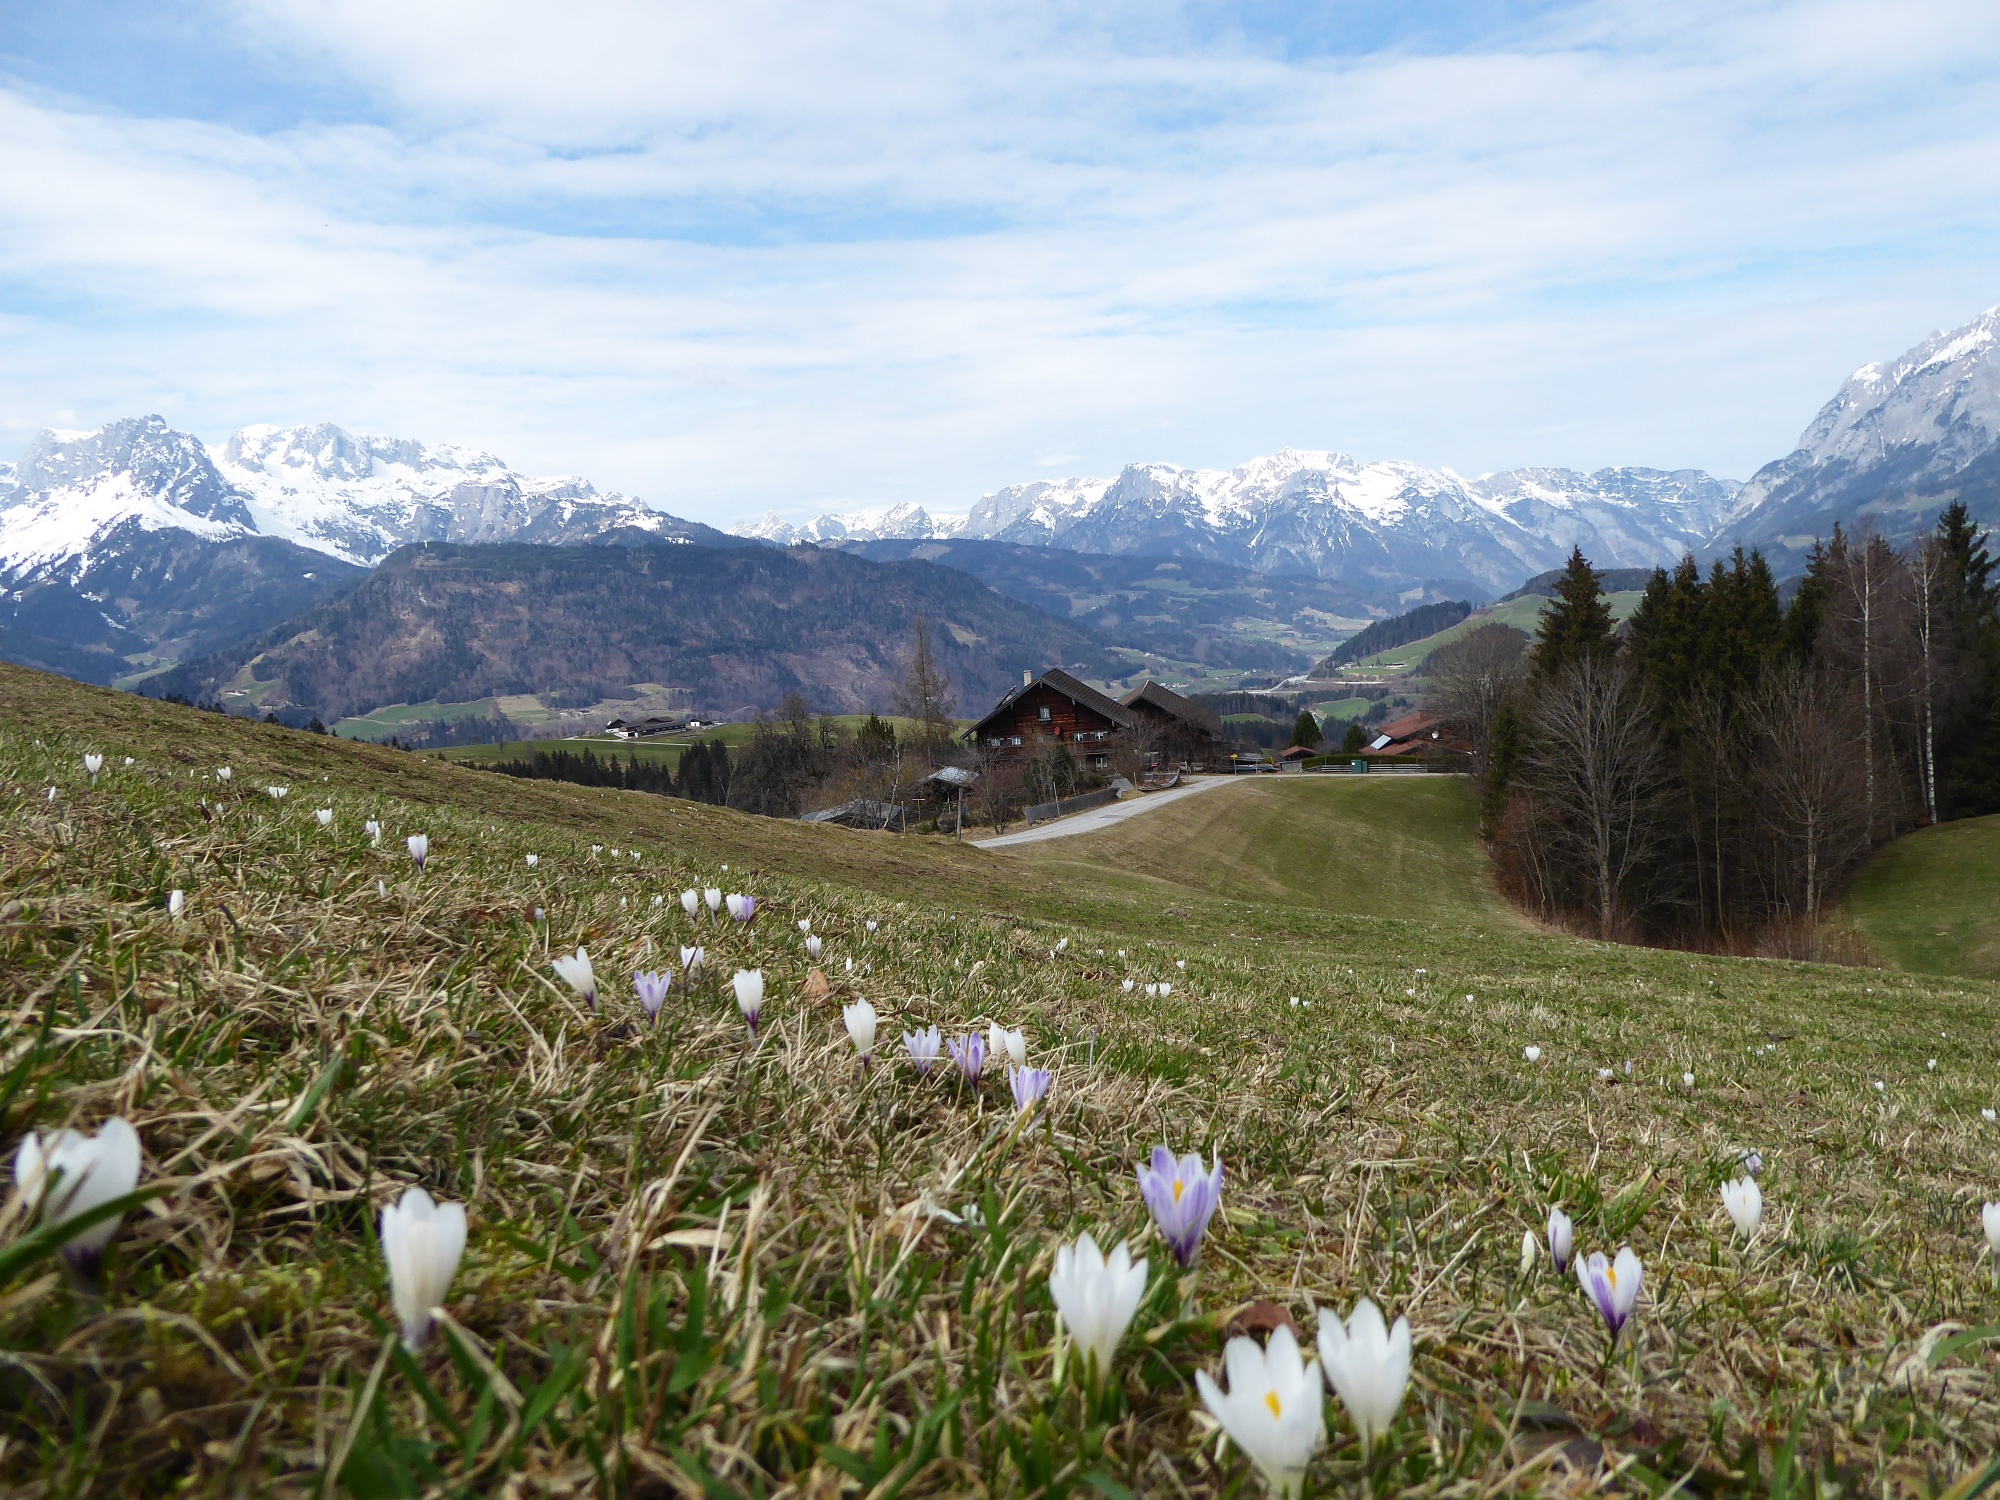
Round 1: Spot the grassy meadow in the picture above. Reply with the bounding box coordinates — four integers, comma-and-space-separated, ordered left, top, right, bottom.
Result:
1841, 814, 2000, 981
5, 660, 2000, 1496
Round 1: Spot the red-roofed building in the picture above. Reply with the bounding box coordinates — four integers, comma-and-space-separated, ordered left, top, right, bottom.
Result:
1365, 711, 1471, 758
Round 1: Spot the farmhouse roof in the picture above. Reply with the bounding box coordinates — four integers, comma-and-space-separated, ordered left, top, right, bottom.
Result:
967, 668, 1137, 738
1119, 680, 1225, 736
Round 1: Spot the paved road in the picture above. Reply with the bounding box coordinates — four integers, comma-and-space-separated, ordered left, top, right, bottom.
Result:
971, 775, 1253, 849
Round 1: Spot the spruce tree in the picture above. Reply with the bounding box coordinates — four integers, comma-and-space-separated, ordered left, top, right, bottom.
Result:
1290, 709, 1321, 748
1530, 548, 1617, 679
1784, 537, 1830, 662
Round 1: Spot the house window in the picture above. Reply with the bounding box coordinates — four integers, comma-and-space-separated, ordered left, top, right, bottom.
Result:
1038, 705, 1052, 723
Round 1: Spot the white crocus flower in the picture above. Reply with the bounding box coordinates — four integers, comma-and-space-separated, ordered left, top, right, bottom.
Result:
681, 888, 699, 917
1721, 1177, 1762, 1240
552, 948, 598, 1010
168, 889, 184, 918
704, 887, 723, 914
1684, 1072, 1697, 1087
1049, 1232, 1147, 1384
407, 834, 429, 870
843, 1000, 878, 1063
364, 819, 381, 846
1519, 1230, 1537, 1276
12, 1116, 143, 1272
380, 1187, 468, 1349
798, 918, 812, 934
316, 808, 334, 827
525, 854, 538, 868
1982, 1202, 2000, 1267
1984, 1109, 1997, 1122
805, 934, 823, 960
216, 766, 232, 782
83, 753, 104, 780
1523, 1046, 1541, 1063
267, 785, 288, 800
989, 1024, 1026, 1068
123, 756, 134, 766
1195, 1325, 1325, 1498
865, 919, 878, 934
681, 945, 705, 974
1317, 1297, 1412, 1458
1122, 979, 1135, 994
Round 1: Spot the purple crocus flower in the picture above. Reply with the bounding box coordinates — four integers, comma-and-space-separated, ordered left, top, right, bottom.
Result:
946, 1032, 986, 1086
726, 893, 757, 924
1547, 1207, 1573, 1274
1009, 1065, 1052, 1113
633, 969, 672, 1024
1741, 1150, 1764, 1179
1576, 1247, 1643, 1341
904, 1026, 941, 1074
1136, 1146, 1223, 1267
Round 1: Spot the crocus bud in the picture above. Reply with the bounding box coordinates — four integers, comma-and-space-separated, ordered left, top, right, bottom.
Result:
553, 948, 597, 1010
12, 1117, 142, 1273
843, 1000, 877, 1063
733, 970, 765, 1035
380, 1187, 467, 1349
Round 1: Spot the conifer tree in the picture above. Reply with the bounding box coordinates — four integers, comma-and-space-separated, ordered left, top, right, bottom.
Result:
1530, 548, 1617, 679
1290, 709, 1321, 748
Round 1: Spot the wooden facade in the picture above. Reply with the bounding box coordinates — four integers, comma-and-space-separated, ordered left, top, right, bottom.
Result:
966, 669, 1136, 766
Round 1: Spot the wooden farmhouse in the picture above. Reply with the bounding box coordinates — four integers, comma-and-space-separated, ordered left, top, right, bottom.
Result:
1119, 681, 1228, 766
966, 669, 1136, 768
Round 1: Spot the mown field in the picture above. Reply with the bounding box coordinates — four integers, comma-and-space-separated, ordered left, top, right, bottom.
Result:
5, 659, 2000, 1497
1841, 814, 2000, 981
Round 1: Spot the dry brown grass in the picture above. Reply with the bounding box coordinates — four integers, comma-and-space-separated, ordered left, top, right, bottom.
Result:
4, 664, 2000, 1497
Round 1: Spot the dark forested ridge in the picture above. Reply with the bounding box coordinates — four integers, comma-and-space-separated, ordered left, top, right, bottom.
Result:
1315, 599, 1473, 671
150, 540, 1116, 720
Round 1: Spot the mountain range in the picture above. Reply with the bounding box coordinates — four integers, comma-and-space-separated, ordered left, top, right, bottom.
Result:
5, 303, 1999, 714
738, 456, 1743, 598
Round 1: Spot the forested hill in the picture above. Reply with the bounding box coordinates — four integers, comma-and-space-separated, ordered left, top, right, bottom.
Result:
1315, 599, 1472, 671
150, 540, 1116, 720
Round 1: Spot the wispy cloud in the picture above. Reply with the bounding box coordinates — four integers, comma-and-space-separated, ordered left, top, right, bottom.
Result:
1, 0, 1996, 521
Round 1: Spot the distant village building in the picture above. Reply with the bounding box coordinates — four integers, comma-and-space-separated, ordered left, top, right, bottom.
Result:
965, 669, 1135, 768
1365, 710, 1471, 758
605, 714, 705, 739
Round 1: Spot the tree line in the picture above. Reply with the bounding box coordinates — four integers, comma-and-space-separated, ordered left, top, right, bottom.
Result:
483, 741, 735, 805
1425, 503, 1998, 950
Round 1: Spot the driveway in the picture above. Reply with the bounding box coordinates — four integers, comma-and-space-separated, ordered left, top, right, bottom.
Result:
970, 775, 1253, 849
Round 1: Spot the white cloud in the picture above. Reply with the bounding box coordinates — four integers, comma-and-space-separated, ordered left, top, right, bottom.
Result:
1, 0, 1998, 523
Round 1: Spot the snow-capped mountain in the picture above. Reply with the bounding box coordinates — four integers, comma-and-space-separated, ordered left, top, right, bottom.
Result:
739, 452, 1740, 596
0, 415, 741, 683
735, 500, 966, 546
1719, 306, 2000, 568
0, 415, 721, 578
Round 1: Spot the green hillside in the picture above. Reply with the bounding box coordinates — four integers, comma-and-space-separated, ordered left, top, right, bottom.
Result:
995, 775, 1512, 924
1841, 813, 2000, 978
1344, 590, 1646, 672
6, 658, 2000, 1492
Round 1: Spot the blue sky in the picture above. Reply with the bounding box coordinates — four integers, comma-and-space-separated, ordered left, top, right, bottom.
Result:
2, 0, 1998, 524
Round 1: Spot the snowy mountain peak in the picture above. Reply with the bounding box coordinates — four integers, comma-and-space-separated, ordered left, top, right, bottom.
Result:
1723, 304, 2000, 559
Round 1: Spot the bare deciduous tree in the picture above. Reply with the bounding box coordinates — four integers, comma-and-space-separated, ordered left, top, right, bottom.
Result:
1745, 662, 1871, 923
1522, 657, 1671, 937
1423, 622, 1527, 755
